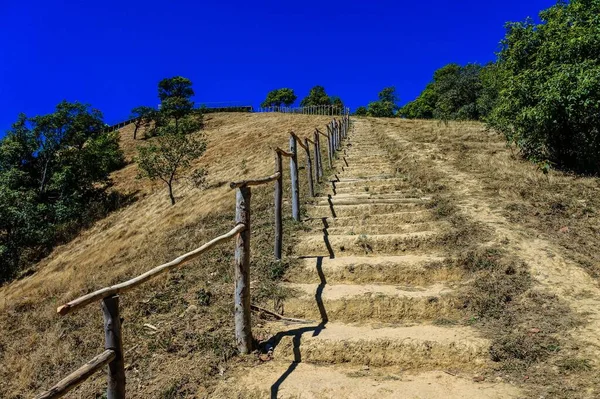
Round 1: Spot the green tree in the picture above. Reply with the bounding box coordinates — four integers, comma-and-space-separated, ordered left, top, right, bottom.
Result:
400, 64, 485, 121
130, 106, 156, 139
300, 85, 332, 107
367, 87, 399, 117
137, 131, 207, 205
261, 88, 297, 108
158, 76, 195, 130
0, 102, 124, 281
354, 106, 368, 116
489, 0, 600, 173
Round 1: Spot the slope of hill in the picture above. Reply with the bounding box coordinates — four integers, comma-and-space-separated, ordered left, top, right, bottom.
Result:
0, 113, 332, 398
1, 114, 599, 398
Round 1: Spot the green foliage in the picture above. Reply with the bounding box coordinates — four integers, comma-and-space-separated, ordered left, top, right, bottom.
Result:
331, 96, 344, 109
354, 106, 368, 116
488, 0, 600, 174
400, 64, 486, 121
261, 88, 297, 107
137, 130, 206, 205
300, 85, 332, 107
366, 87, 399, 117
157, 76, 195, 124
0, 102, 124, 281
130, 106, 156, 139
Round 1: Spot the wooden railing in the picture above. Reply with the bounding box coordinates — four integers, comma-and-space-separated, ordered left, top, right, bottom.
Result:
256, 105, 350, 115
35, 113, 351, 399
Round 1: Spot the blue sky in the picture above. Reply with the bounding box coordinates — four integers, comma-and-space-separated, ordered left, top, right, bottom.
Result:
0, 0, 555, 134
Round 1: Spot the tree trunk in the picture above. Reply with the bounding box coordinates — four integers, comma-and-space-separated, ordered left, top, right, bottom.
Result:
168, 182, 175, 205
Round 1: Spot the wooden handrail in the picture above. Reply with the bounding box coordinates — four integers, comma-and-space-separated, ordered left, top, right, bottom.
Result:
35, 350, 116, 399
290, 132, 308, 150
275, 147, 293, 157
230, 172, 281, 189
306, 137, 315, 145
316, 128, 329, 138
57, 224, 247, 315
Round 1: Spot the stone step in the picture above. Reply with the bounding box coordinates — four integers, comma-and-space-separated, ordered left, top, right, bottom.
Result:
294, 231, 438, 256
307, 202, 427, 218
216, 363, 520, 399
315, 197, 429, 207
262, 322, 490, 369
304, 210, 433, 227
291, 255, 461, 285
281, 283, 459, 323
311, 221, 445, 236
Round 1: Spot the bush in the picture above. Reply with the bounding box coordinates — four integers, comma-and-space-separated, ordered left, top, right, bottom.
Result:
488, 0, 600, 174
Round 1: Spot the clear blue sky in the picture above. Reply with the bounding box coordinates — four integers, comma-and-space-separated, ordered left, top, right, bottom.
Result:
0, 0, 555, 134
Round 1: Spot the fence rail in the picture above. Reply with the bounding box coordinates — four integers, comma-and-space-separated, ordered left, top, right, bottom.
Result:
36, 112, 352, 399
256, 104, 349, 115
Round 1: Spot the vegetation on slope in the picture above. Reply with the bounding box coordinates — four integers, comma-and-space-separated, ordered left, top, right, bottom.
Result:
0, 113, 334, 398
0, 102, 125, 282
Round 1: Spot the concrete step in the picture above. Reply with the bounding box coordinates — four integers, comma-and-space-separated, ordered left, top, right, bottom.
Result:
281, 282, 459, 323
294, 231, 438, 256
215, 363, 520, 399
291, 255, 461, 285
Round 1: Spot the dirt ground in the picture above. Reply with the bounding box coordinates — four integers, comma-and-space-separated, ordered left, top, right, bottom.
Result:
1, 115, 598, 398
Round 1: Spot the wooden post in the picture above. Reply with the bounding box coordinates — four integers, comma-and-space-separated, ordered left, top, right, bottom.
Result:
289, 134, 300, 221
304, 138, 315, 197
274, 152, 283, 259
235, 186, 253, 353
326, 125, 333, 168
314, 130, 322, 182
102, 295, 125, 399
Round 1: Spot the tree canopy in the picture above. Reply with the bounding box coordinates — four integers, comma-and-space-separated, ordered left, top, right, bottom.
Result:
488, 0, 600, 174
399, 64, 486, 121
366, 87, 399, 117
300, 85, 332, 107
261, 88, 297, 108
0, 101, 124, 281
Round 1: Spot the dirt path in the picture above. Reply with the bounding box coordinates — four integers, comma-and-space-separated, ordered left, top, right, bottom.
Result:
376, 120, 600, 368
214, 118, 522, 398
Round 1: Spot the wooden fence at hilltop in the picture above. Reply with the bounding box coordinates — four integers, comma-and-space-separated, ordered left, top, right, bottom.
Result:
36, 113, 351, 399
105, 105, 348, 133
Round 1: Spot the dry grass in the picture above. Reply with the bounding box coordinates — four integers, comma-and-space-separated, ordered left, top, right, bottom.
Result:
0, 112, 333, 398
364, 117, 599, 398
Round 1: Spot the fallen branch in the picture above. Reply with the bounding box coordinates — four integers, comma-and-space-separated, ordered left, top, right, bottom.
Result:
251, 304, 313, 324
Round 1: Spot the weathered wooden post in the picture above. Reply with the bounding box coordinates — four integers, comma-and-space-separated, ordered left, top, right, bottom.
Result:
289, 134, 300, 221
102, 295, 125, 399
314, 130, 322, 182
274, 151, 283, 260
326, 125, 333, 168
235, 186, 253, 353
304, 138, 315, 197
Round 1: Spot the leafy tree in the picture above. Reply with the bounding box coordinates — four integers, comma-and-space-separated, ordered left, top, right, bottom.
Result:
331, 96, 344, 113
367, 87, 399, 117
0, 102, 124, 281
137, 130, 206, 205
130, 106, 155, 139
300, 85, 332, 107
488, 0, 600, 173
158, 76, 195, 129
354, 106, 368, 116
261, 88, 297, 108
400, 64, 485, 121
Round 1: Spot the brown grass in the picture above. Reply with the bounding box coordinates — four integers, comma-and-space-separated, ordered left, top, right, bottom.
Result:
0, 113, 332, 398
364, 117, 598, 398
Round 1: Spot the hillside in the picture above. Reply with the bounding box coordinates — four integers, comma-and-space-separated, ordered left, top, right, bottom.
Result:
0, 112, 332, 398
1, 114, 600, 398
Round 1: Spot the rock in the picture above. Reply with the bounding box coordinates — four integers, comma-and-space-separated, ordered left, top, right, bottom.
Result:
362, 365, 370, 371
529, 328, 541, 334
473, 375, 485, 382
